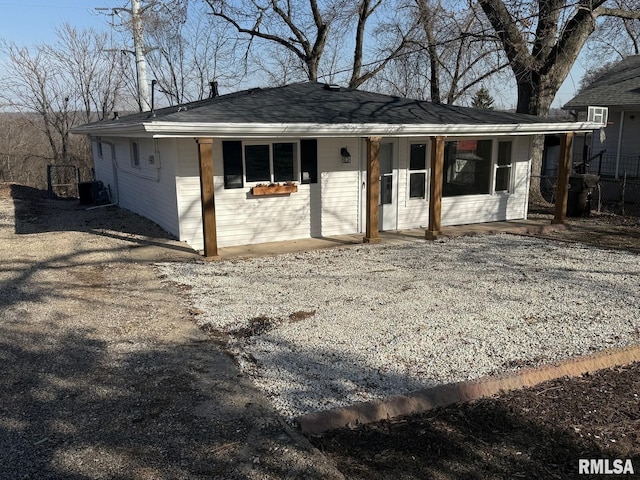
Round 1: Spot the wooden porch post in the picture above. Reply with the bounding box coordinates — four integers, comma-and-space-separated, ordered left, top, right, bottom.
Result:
426, 136, 445, 240
197, 138, 220, 258
364, 137, 381, 243
552, 132, 574, 225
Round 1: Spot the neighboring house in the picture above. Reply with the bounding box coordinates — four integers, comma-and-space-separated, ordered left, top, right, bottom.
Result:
563, 55, 640, 179
72, 82, 600, 255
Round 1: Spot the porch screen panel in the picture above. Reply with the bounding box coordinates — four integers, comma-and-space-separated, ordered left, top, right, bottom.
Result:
222, 141, 243, 189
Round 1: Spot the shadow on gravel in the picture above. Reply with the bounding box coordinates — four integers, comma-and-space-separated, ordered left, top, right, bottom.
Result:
8, 184, 197, 258
0, 322, 261, 479
0, 190, 340, 479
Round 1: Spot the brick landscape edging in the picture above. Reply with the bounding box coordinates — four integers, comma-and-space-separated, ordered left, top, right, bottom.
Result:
296, 345, 640, 435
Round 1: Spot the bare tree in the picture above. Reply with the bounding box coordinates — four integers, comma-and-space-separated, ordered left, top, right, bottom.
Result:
0, 42, 77, 165
145, 3, 245, 103
51, 24, 127, 122
584, 0, 640, 69
204, 0, 333, 82
374, 0, 507, 104
203, 0, 410, 88
0, 26, 127, 189
477, 0, 640, 200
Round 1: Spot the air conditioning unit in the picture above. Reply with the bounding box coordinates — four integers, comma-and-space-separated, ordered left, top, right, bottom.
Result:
587, 106, 608, 125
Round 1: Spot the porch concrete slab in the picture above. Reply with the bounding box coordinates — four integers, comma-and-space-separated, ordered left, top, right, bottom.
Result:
213, 219, 561, 260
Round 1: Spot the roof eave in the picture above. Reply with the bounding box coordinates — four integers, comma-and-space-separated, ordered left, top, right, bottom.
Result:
72, 121, 604, 138
145, 121, 603, 138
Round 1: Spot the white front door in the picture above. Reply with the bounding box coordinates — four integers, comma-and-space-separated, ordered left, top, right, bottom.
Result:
379, 142, 397, 231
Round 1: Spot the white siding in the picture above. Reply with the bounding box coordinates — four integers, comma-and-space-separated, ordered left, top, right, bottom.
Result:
161, 135, 531, 251
96, 136, 179, 237
175, 137, 361, 250
92, 140, 116, 201
319, 138, 360, 236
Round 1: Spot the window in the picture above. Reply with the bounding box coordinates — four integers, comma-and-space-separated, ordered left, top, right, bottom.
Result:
222, 141, 243, 189
495, 141, 513, 192
131, 141, 140, 168
97, 142, 103, 159
443, 139, 492, 196
245, 144, 271, 182
222, 140, 317, 188
300, 139, 318, 184
408, 143, 427, 199
273, 143, 296, 182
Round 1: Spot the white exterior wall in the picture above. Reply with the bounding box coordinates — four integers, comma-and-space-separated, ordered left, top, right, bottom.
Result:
175, 137, 361, 250
95, 136, 180, 237
159, 135, 531, 251
91, 140, 116, 201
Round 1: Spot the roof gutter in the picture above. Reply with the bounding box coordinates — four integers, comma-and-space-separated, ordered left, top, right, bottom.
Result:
72, 120, 604, 138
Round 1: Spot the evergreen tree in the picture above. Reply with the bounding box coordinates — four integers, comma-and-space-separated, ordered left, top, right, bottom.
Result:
472, 86, 495, 109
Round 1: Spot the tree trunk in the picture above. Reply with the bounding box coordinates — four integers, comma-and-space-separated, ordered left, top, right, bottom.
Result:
516, 78, 555, 205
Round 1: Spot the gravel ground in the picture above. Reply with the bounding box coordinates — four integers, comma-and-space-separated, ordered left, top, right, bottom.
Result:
0, 184, 343, 480
159, 235, 640, 420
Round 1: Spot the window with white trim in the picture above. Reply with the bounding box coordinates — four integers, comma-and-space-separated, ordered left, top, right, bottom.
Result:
494, 141, 513, 192
131, 141, 140, 168
222, 140, 318, 188
408, 143, 427, 199
443, 139, 513, 196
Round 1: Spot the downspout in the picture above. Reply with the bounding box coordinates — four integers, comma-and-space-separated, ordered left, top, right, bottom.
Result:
615, 110, 625, 179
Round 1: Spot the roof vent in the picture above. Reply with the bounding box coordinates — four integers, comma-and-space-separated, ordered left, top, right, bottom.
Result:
587, 106, 608, 125
324, 84, 341, 91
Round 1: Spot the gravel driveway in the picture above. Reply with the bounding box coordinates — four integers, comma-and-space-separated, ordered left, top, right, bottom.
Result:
159, 235, 640, 420
0, 185, 343, 480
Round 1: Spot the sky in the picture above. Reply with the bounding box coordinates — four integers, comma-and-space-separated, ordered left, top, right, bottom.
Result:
0, 0, 585, 109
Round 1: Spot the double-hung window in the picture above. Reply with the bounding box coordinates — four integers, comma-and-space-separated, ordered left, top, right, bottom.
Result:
245, 142, 297, 183
222, 139, 318, 188
494, 141, 513, 192
408, 143, 427, 199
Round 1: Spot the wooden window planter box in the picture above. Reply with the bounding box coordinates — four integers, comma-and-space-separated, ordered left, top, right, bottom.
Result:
251, 184, 298, 196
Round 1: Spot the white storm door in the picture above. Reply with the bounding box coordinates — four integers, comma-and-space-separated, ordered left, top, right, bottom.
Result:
379, 143, 397, 231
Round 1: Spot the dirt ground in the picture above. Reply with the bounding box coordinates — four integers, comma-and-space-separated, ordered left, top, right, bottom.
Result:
0, 184, 342, 480
1, 184, 639, 479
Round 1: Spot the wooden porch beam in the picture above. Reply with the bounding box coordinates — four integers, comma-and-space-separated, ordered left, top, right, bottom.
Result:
552, 132, 574, 225
426, 136, 445, 240
197, 137, 220, 258
364, 137, 382, 244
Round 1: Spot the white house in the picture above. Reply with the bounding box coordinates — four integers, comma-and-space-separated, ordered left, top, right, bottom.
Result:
72, 82, 601, 256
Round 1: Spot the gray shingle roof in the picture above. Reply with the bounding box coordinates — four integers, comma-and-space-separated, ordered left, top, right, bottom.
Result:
564, 55, 640, 110
89, 82, 550, 127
